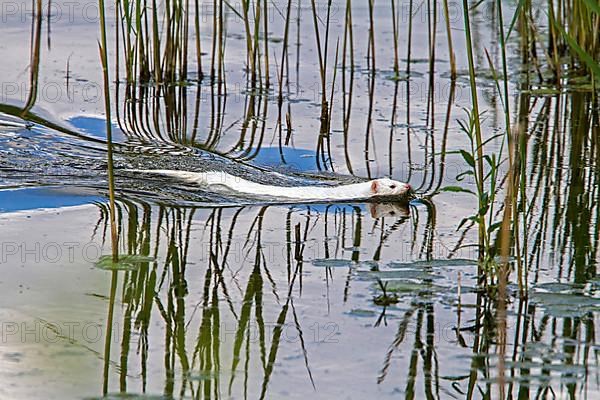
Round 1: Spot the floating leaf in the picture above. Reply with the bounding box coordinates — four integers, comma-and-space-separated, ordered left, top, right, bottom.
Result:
522, 88, 561, 96
357, 269, 441, 281
389, 259, 478, 269
379, 280, 440, 294
534, 282, 585, 293
531, 292, 600, 317
186, 371, 216, 381
346, 309, 377, 317
373, 294, 399, 306
95, 254, 155, 271
311, 259, 354, 268
85, 394, 174, 400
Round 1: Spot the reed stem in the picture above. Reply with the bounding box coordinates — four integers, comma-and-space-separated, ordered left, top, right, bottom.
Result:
98, 0, 119, 264
461, 0, 487, 258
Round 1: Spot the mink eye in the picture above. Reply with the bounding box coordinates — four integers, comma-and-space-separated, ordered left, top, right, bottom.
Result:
390, 185, 397, 189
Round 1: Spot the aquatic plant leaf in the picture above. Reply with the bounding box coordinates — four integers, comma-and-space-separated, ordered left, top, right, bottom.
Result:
534, 282, 585, 293
357, 269, 441, 281
505, 0, 527, 39
457, 216, 477, 231
582, 0, 600, 15
311, 259, 354, 268
379, 280, 440, 293
478, 204, 490, 217
522, 88, 561, 96
186, 371, 216, 381
487, 221, 502, 234
346, 309, 377, 317
457, 119, 472, 139
95, 254, 155, 271
85, 394, 174, 400
483, 154, 495, 169
223, 0, 244, 19
373, 294, 400, 306
388, 259, 478, 268
531, 292, 600, 317
460, 150, 475, 168
440, 186, 475, 195
480, 133, 505, 149
554, 21, 600, 80
456, 170, 475, 181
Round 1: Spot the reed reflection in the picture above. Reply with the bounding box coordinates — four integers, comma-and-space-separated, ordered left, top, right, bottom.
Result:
93, 197, 418, 398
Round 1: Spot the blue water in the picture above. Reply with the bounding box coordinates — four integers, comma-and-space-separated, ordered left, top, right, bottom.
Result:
251, 146, 318, 171
0, 187, 103, 212
68, 116, 126, 142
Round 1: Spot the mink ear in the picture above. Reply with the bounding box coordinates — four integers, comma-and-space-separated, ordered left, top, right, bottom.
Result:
370, 180, 379, 193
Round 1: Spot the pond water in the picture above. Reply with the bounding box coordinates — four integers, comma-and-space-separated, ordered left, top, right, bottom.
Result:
0, 0, 599, 399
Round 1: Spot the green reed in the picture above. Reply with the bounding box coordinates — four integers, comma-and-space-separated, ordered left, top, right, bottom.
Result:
341, 0, 355, 173
447, 110, 502, 255
460, 0, 486, 259
442, 0, 456, 79
310, 0, 332, 137
98, 0, 121, 395
495, 0, 527, 296
210, 0, 217, 79
449, 0, 599, 293
405, 0, 413, 74
22, 0, 42, 114
553, 0, 600, 82
100, 0, 600, 288
447, 0, 527, 294
117, 0, 192, 84
276, 0, 294, 150
241, 0, 257, 86
263, 0, 270, 87
98, 0, 118, 264
253, 0, 263, 88
514, 0, 600, 81
390, 0, 399, 76
564, 0, 600, 74
194, 0, 204, 79
106, 0, 600, 147
368, 0, 376, 74
76, 1, 600, 396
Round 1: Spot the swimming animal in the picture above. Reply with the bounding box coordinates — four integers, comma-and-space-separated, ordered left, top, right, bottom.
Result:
0, 113, 31, 131
128, 169, 412, 202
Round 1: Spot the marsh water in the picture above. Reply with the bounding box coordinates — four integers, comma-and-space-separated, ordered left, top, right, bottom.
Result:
0, 0, 599, 399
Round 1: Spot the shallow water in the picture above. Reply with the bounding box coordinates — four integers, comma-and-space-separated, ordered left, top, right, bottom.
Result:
0, 0, 599, 399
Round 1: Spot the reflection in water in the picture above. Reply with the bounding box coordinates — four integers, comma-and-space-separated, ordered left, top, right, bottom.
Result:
89, 161, 600, 398
93, 199, 417, 398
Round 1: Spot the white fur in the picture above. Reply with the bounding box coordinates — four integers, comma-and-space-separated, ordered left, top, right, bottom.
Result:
128, 169, 411, 201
